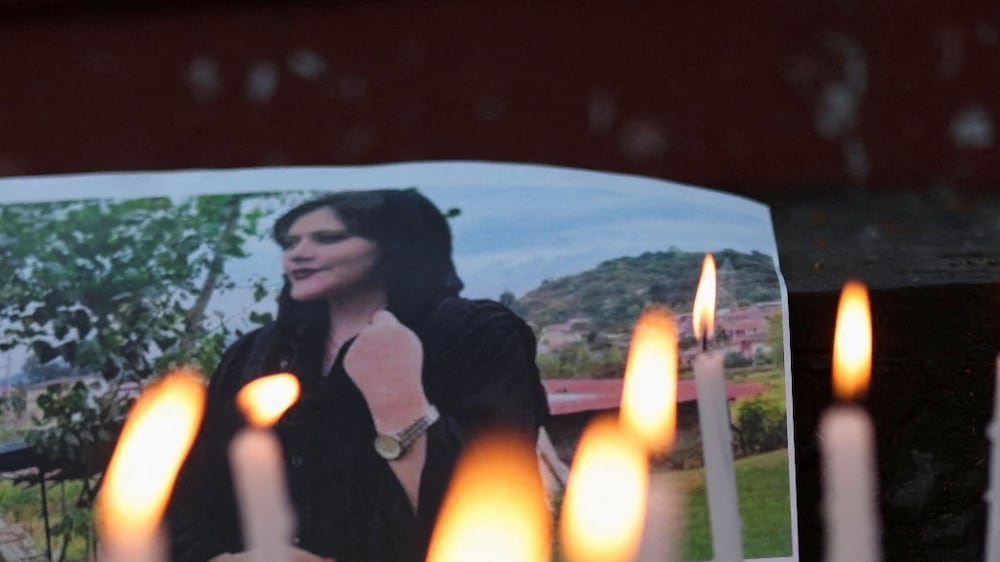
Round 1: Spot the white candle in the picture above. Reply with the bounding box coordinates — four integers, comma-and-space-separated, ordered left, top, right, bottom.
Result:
231, 373, 300, 562
427, 431, 551, 562
984, 355, 1000, 562
560, 416, 649, 562
97, 370, 206, 562
693, 350, 744, 562
229, 428, 295, 562
619, 307, 684, 561
98, 525, 168, 562
635, 472, 686, 562
823, 280, 880, 562
691, 254, 744, 562
820, 404, 879, 562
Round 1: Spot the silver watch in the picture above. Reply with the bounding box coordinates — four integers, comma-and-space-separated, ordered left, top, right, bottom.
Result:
373, 404, 440, 460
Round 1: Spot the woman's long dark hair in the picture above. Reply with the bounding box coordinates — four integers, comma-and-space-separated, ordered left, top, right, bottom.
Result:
271, 189, 464, 337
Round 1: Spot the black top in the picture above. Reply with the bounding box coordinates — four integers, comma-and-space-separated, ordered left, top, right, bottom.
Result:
166, 298, 549, 562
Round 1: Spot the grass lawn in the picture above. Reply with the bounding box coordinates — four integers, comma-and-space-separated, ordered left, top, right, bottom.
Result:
727, 366, 787, 404
675, 448, 793, 560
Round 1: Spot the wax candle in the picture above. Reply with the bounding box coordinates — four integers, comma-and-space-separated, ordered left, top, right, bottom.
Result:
635, 471, 686, 562
988, 355, 1000, 562
560, 416, 649, 562
230, 373, 300, 562
96, 370, 206, 562
620, 306, 678, 454
820, 280, 880, 562
426, 431, 550, 562
691, 253, 744, 562
561, 307, 683, 562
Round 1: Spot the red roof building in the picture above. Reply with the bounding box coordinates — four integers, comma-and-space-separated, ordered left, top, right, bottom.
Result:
543, 377, 765, 416
542, 377, 769, 469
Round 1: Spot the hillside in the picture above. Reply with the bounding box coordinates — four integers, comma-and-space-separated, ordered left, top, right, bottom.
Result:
510, 248, 779, 332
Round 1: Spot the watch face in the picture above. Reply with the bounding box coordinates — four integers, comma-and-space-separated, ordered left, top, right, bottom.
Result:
374, 434, 403, 460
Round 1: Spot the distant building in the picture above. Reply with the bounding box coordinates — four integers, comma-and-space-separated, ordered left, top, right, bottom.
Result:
537, 317, 591, 353
678, 302, 781, 366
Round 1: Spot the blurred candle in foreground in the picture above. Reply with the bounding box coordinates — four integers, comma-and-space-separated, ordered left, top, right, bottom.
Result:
562, 306, 684, 562
986, 355, 1000, 562
560, 416, 649, 562
691, 253, 744, 562
821, 280, 880, 562
620, 306, 678, 455
621, 306, 686, 562
426, 431, 551, 562
230, 373, 300, 562
96, 369, 207, 562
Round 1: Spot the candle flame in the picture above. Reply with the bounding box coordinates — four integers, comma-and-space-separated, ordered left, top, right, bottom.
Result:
832, 280, 872, 400
559, 416, 649, 562
236, 373, 300, 428
97, 369, 206, 542
692, 254, 717, 341
620, 306, 678, 454
426, 431, 551, 562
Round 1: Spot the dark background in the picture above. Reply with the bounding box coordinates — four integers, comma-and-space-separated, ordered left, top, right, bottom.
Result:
3, 2, 1000, 560
2, 1, 998, 189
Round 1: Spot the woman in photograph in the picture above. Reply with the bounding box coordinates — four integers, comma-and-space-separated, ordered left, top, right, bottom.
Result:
167, 189, 550, 562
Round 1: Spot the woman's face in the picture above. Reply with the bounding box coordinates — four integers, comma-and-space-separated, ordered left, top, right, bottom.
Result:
280, 207, 381, 302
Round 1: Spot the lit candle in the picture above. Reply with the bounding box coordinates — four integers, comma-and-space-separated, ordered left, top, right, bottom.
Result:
230, 373, 301, 562
821, 280, 880, 562
634, 469, 686, 562
96, 369, 207, 562
987, 354, 1000, 562
691, 253, 744, 562
426, 431, 551, 562
620, 306, 678, 454
620, 306, 685, 562
560, 416, 649, 562
561, 307, 684, 562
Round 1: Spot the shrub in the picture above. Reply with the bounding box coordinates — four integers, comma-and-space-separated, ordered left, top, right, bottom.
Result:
733, 397, 787, 456
723, 351, 753, 369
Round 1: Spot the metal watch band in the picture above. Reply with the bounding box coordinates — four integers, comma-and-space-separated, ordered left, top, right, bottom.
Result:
395, 404, 440, 450
374, 404, 440, 460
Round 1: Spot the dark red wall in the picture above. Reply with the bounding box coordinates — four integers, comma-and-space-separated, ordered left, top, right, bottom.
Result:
2, 1, 998, 194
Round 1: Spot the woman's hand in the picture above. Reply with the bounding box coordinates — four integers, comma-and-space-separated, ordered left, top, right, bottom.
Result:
344, 309, 429, 430
344, 309, 430, 509
208, 547, 334, 562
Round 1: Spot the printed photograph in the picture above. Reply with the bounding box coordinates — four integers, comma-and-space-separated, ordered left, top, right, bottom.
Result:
0, 162, 795, 562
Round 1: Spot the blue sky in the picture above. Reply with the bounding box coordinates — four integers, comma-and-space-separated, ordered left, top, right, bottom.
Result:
426, 181, 776, 299
0, 161, 782, 337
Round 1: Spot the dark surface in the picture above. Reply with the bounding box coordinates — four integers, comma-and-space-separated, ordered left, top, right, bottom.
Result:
1, 2, 998, 189
767, 188, 1000, 293
770, 188, 1000, 561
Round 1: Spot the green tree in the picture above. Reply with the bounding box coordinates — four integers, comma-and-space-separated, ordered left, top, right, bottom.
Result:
723, 351, 753, 368
0, 193, 276, 552
768, 312, 785, 366
557, 342, 598, 377
733, 397, 788, 456
513, 248, 780, 335
679, 333, 700, 351
499, 291, 516, 308
598, 346, 627, 379
536, 352, 561, 379
648, 282, 669, 304
715, 327, 731, 345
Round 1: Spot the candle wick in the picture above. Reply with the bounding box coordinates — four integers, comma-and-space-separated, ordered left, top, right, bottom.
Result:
701, 330, 708, 352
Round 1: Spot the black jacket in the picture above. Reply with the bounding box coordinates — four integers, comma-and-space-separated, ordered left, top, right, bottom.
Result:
166, 298, 549, 562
